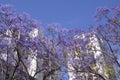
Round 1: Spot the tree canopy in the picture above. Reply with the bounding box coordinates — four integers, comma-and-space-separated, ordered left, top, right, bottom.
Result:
0, 4, 119, 80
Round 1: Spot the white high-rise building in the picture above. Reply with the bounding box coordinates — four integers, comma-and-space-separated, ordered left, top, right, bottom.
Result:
67, 33, 116, 80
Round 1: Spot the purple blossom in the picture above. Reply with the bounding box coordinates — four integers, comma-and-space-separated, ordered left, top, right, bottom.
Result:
94, 6, 110, 21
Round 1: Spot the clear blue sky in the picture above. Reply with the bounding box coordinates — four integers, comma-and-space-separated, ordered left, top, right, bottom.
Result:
0, 0, 120, 30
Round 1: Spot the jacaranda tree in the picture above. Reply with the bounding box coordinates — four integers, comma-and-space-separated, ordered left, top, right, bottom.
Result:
0, 4, 71, 80
0, 4, 43, 80
95, 5, 120, 79
0, 4, 119, 80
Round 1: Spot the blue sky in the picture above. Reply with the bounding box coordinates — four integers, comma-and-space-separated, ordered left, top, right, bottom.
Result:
0, 0, 120, 30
